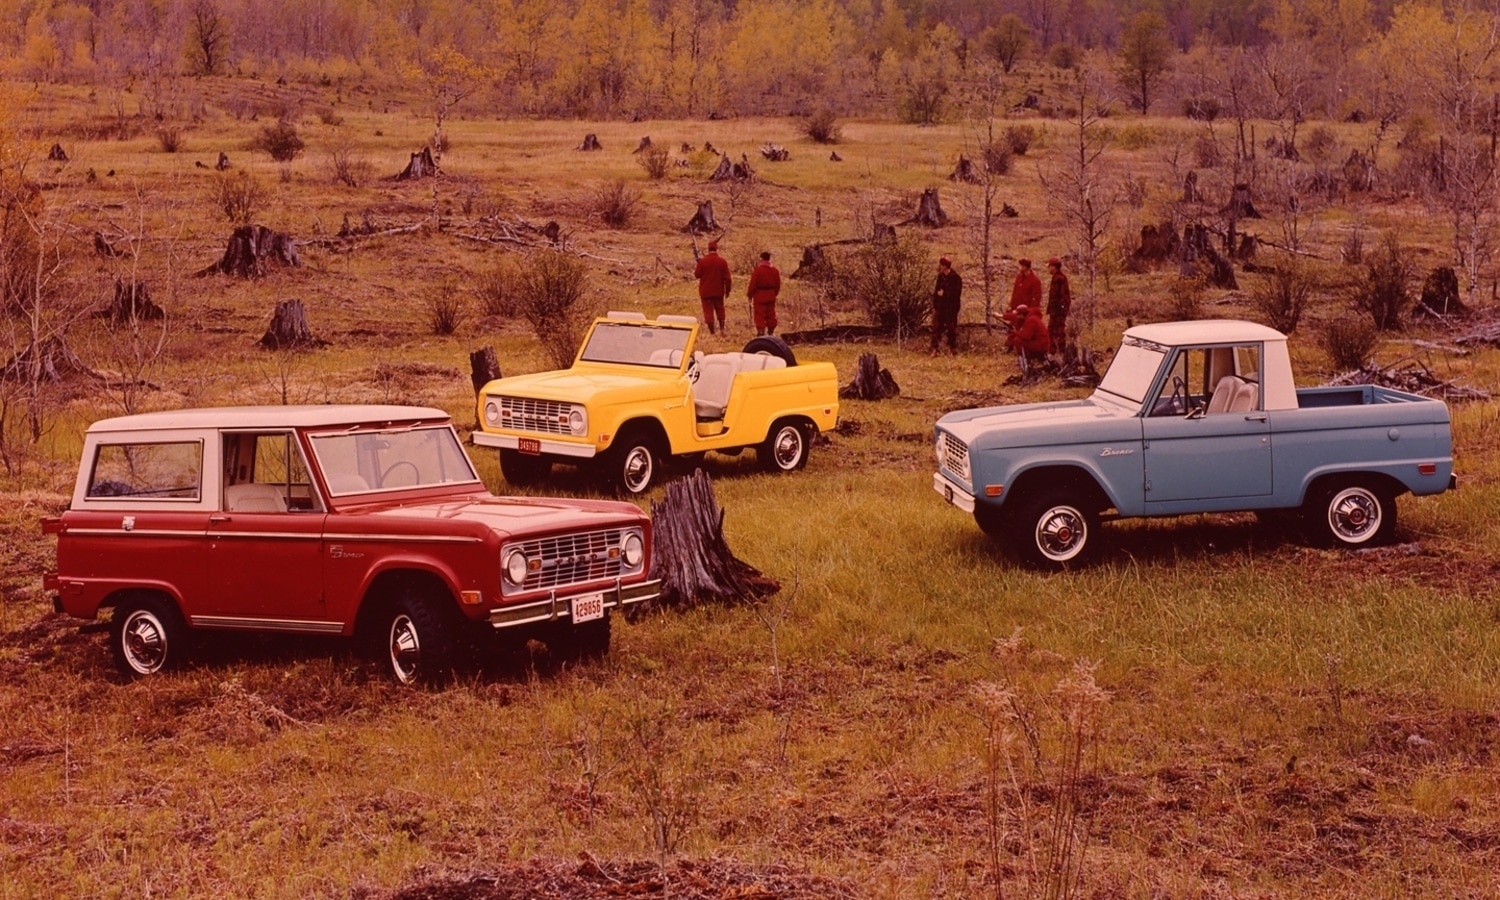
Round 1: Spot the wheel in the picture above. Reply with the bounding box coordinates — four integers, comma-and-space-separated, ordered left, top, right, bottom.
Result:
544, 613, 612, 665
759, 420, 810, 472
383, 591, 458, 685
742, 335, 797, 366
111, 595, 189, 678
1307, 482, 1396, 548
379, 460, 420, 488
974, 504, 1007, 538
499, 449, 552, 486
605, 430, 661, 495
1011, 490, 1099, 570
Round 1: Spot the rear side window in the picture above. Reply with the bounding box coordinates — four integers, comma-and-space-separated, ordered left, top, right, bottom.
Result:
87, 441, 203, 500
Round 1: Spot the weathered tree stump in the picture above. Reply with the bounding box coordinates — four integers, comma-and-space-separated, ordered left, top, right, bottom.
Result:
872, 223, 897, 242
2, 336, 102, 384
1416, 267, 1468, 318
908, 188, 948, 227
632, 136, 652, 154
1001, 203, 1018, 217
1131, 222, 1180, 268
709, 152, 755, 182
1182, 170, 1202, 202
839, 353, 900, 400
1235, 234, 1258, 261
790, 244, 830, 279
215, 151, 231, 171
101, 280, 164, 324
1222, 183, 1262, 219
199, 224, 301, 278
1181, 222, 1237, 289
469, 347, 501, 394
647, 469, 780, 609
684, 200, 718, 234
258, 299, 326, 349
541, 220, 562, 243
577, 133, 603, 151
680, 142, 695, 153
760, 143, 790, 161
394, 146, 438, 180
949, 155, 981, 183
830, 151, 842, 162
1343, 150, 1373, 192
47, 143, 68, 161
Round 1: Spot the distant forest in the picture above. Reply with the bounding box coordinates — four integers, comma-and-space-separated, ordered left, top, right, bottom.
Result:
0, 0, 1486, 125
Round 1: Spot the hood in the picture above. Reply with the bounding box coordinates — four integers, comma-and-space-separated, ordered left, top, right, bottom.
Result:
357, 493, 645, 538
486, 365, 674, 402
938, 395, 1133, 448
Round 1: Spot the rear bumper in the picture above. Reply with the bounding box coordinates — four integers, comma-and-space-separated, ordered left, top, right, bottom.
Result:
488, 577, 661, 627
471, 431, 598, 459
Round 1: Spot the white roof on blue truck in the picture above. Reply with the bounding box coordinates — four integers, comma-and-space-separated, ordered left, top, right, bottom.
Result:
1125, 320, 1287, 345
87, 405, 452, 434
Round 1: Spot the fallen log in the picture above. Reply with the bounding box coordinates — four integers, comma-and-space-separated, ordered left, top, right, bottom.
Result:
647, 469, 779, 609
760, 143, 790, 161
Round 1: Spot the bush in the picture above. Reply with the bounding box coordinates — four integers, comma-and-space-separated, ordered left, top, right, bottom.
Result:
1252, 260, 1313, 334
326, 143, 373, 187
476, 260, 521, 318
1048, 43, 1079, 70
425, 291, 466, 336
1182, 96, 1220, 121
512, 251, 596, 368
1352, 232, 1413, 330
316, 107, 344, 126
594, 180, 641, 227
1320, 316, 1379, 371
210, 170, 269, 224
156, 126, 184, 153
899, 78, 947, 126
1003, 124, 1035, 156
254, 121, 305, 162
1164, 274, 1206, 321
983, 140, 1013, 175
1304, 125, 1338, 164
835, 233, 932, 338
636, 145, 670, 180
797, 107, 843, 144
1193, 135, 1222, 168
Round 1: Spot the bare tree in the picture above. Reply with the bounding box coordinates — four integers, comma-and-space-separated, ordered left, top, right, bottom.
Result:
960, 62, 1008, 330
187, 0, 231, 77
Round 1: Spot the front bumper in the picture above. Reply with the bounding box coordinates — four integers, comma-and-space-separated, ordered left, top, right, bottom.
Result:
471, 431, 598, 459
487, 577, 661, 627
933, 472, 976, 513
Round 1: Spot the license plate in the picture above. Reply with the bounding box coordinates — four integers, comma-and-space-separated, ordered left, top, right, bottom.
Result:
944, 484, 955, 503
517, 437, 541, 455
571, 593, 604, 623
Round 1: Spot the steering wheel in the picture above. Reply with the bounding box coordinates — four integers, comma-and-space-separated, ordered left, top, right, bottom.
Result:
379, 460, 420, 488
1169, 375, 1186, 415
686, 357, 700, 385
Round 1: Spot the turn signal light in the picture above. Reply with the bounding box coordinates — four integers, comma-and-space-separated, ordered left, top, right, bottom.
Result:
1418, 463, 1437, 475
985, 485, 1004, 497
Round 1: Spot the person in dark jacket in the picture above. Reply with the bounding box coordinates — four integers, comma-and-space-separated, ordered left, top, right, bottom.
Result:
930, 256, 962, 355
694, 240, 731, 334
1045, 256, 1071, 353
746, 251, 782, 335
1006, 304, 1051, 363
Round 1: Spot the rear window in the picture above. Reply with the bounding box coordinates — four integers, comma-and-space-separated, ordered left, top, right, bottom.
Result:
86, 441, 203, 500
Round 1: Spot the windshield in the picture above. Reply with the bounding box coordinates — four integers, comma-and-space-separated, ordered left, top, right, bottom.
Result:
1096, 337, 1168, 406
578, 322, 692, 367
307, 425, 480, 496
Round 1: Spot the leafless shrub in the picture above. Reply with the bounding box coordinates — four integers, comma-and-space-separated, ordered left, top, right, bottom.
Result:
326, 142, 373, 188
1320, 316, 1379, 370
1193, 135, 1222, 168
637, 145, 670, 180
984, 140, 1014, 175
1252, 259, 1313, 334
1165, 273, 1206, 320
155, 126, 184, 153
1004, 124, 1035, 156
252, 121, 305, 162
1048, 44, 1079, 70
594, 180, 641, 228
797, 107, 843, 144
210, 170, 269, 224
1351, 232, 1413, 330
1182, 96, 1220, 121
316, 107, 344, 126
513, 250, 596, 368
1341, 226, 1365, 265
476, 260, 521, 318
425, 290, 466, 336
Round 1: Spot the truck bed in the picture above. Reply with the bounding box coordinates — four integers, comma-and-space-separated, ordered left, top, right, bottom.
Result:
1294, 384, 1434, 408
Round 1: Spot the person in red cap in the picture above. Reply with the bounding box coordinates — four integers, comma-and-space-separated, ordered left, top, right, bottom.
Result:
746, 250, 781, 335
694, 239, 731, 334
1045, 256, 1071, 353
1006, 303, 1051, 363
930, 256, 962, 355
1009, 257, 1042, 313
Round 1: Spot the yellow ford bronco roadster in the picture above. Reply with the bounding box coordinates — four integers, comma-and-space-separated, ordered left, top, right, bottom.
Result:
474, 312, 840, 494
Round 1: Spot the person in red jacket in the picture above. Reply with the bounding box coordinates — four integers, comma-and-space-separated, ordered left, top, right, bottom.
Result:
694, 239, 731, 334
1009, 257, 1042, 313
1006, 304, 1051, 363
746, 250, 782, 336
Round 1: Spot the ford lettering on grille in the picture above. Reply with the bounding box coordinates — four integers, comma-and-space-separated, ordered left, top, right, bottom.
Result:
499, 396, 571, 435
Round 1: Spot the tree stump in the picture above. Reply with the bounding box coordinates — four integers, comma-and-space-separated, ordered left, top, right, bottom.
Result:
1001, 203, 1018, 217
703, 141, 717, 155
541, 220, 562, 243
830, 151, 842, 162
949, 155, 981, 183
1222, 183, 1262, 219
709, 152, 755, 181
1131, 222, 1180, 268
1182, 170, 1202, 202
101, 280, 164, 324
790, 244, 830, 279
258, 299, 326, 349
47, 143, 68, 161
760, 143, 789, 161
216, 151, 231, 171
469, 347, 501, 394
647, 469, 780, 609
199, 224, 302, 278
395, 146, 438, 180
872, 223, 897, 242
1235, 234, 1258, 261
839, 353, 900, 400
577, 133, 603, 151
684, 200, 718, 234
1343, 149, 1373, 192
1181, 223, 1237, 289
1416, 267, 1468, 318
632, 136, 652, 154
909, 188, 948, 227
680, 142, 695, 153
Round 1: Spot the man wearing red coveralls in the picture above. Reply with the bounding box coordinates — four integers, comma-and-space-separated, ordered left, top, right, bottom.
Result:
694, 240, 731, 334
746, 251, 782, 336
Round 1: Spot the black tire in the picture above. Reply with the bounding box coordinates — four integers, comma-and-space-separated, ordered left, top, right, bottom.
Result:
974, 504, 1007, 538
742, 335, 797, 366
499, 449, 553, 486
1010, 490, 1100, 570
383, 590, 458, 686
544, 613, 612, 665
111, 594, 189, 679
605, 429, 661, 496
1306, 482, 1397, 548
759, 420, 810, 472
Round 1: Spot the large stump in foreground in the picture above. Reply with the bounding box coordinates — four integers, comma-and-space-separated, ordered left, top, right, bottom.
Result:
200, 224, 301, 278
469, 346, 501, 394
259, 299, 326, 350
685, 200, 718, 234
648, 470, 780, 609
839, 353, 900, 400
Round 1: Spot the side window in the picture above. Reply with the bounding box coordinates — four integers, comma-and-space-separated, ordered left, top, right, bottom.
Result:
87, 442, 202, 500
223, 432, 320, 511
1147, 350, 1207, 417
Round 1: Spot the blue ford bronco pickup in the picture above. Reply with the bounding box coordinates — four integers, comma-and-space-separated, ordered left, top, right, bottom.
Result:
934, 320, 1456, 568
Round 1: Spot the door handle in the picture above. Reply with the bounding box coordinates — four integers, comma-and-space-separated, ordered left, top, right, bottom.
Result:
209, 515, 231, 524
1245, 414, 1267, 422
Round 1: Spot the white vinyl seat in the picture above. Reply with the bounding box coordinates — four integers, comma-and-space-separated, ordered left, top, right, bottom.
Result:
224, 483, 288, 512
1207, 376, 1245, 415
693, 356, 740, 419
1230, 380, 1260, 412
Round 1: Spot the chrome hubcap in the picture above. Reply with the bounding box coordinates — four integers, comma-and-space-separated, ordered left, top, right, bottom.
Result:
623, 447, 652, 492
1329, 488, 1380, 542
1037, 506, 1087, 561
389, 614, 421, 684
122, 611, 167, 674
773, 427, 803, 469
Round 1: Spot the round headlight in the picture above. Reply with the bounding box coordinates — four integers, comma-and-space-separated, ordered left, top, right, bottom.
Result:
621, 532, 645, 568
568, 408, 586, 435
504, 550, 529, 585
484, 400, 501, 425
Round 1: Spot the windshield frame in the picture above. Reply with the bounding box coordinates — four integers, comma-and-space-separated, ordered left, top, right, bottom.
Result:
576, 321, 693, 368
305, 423, 482, 498
1095, 336, 1169, 408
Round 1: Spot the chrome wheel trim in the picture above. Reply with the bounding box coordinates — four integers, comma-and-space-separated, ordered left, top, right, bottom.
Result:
389, 613, 422, 685
1035, 505, 1088, 562
120, 609, 168, 675
622, 445, 653, 493
771, 425, 804, 470
1327, 487, 1381, 544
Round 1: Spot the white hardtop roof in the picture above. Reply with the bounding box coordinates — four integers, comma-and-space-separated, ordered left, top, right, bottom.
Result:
87, 405, 452, 434
1124, 319, 1287, 346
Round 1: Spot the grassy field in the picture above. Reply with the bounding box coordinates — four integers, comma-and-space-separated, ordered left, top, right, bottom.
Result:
2, 77, 1499, 898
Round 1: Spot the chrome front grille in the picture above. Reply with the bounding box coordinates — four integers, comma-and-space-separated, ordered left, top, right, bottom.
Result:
498, 396, 571, 435
515, 528, 626, 591
941, 433, 971, 483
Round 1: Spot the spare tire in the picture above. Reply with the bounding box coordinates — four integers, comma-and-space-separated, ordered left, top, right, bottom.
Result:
742, 335, 797, 366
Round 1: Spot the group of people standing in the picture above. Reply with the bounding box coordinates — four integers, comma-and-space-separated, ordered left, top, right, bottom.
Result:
930, 255, 1071, 365
694, 241, 782, 337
